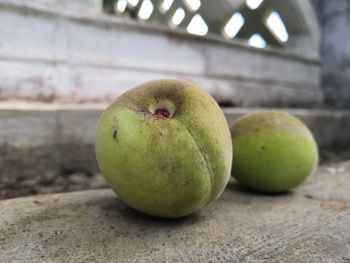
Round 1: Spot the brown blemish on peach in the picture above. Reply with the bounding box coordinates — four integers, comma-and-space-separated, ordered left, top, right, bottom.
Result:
113, 130, 118, 140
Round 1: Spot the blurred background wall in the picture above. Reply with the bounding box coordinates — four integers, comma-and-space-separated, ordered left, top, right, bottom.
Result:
0, 0, 322, 107
313, 0, 350, 108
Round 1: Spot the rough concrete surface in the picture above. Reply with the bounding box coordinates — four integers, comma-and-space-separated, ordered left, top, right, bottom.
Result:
1, 161, 349, 262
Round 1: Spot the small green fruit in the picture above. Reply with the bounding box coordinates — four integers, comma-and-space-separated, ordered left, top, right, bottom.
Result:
231, 111, 318, 192
96, 79, 232, 218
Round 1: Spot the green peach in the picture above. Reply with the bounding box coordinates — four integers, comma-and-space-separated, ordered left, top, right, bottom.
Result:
231, 111, 318, 192
95, 79, 232, 218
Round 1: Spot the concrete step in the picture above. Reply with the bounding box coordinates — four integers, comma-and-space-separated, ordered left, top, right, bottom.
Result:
1, 103, 350, 200
1, 160, 349, 262
1, 103, 349, 149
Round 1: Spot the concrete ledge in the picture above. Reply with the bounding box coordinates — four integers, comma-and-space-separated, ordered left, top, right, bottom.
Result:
1, 104, 349, 149
1, 105, 350, 200
224, 107, 350, 150
1, 161, 349, 262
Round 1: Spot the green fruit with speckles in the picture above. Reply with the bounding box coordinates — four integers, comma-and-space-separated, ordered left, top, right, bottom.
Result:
231, 111, 318, 192
95, 79, 232, 218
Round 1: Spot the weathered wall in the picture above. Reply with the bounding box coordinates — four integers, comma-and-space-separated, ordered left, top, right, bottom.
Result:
313, 0, 350, 108
0, 1, 322, 107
